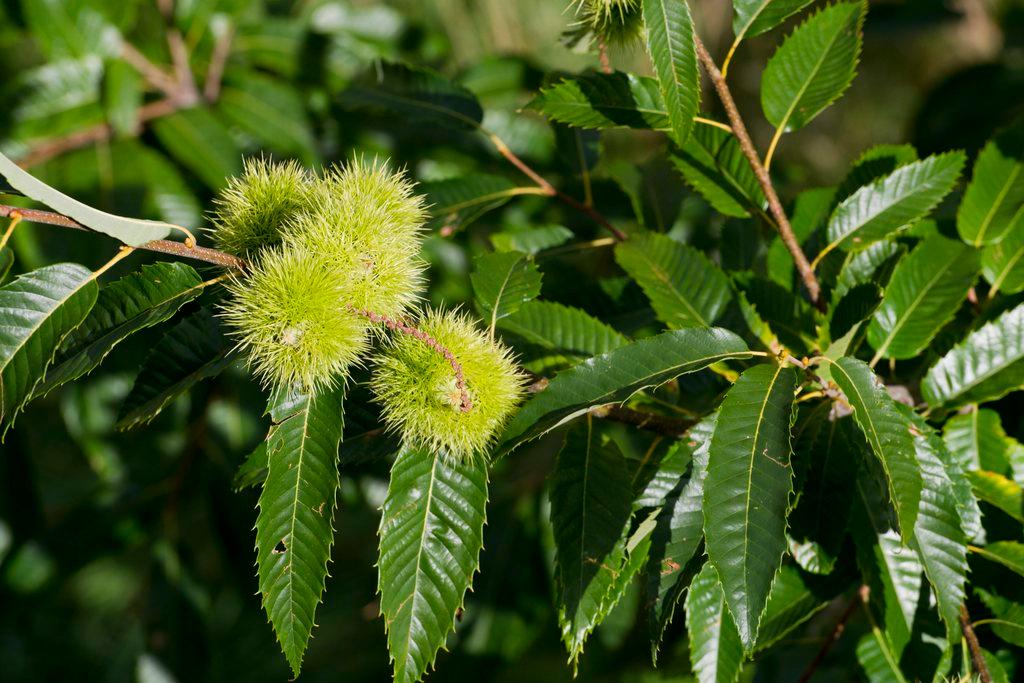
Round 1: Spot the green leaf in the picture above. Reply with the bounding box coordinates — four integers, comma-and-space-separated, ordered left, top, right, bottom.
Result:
684, 561, 744, 683
233, 442, 268, 491
641, 0, 700, 145
117, 307, 234, 429
833, 144, 920, 207
943, 406, 1014, 474
528, 71, 669, 131
828, 282, 881, 342
615, 232, 732, 328
0, 152, 179, 246
550, 419, 634, 664
33, 262, 204, 398
828, 357, 921, 535
967, 470, 1023, 523
670, 125, 766, 218
490, 226, 574, 255
921, 302, 1024, 408
21, 0, 121, 59
103, 59, 142, 138
733, 0, 816, 41
703, 363, 796, 651
151, 108, 242, 190
856, 629, 908, 683
824, 152, 966, 254
499, 300, 628, 358
378, 446, 488, 683
646, 415, 716, 652
0, 263, 98, 434
755, 565, 832, 651
421, 174, 520, 232
217, 69, 316, 162
976, 589, 1024, 648
0, 248, 13, 283
981, 218, 1024, 296
900, 409, 968, 638
971, 541, 1024, 579
866, 236, 979, 362
137, 147, 203, 228
256, 385, 346, 676
500, 327, 752, 448
957, 119, 1024, 246
471, 251, 542, 332
338, 62, 483, 131
760, 1, 865, 133
832, 240, 904, 301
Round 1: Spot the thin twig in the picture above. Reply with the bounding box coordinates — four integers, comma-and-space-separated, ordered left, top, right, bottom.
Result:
693, 36, 822, 309
590, 404, 695, 436
167, 29, 201, 106
0, 204, 245, 269
597, 37, 612, 74
798, 587, 866, 682
349, 307, 473, 413
121, 42, 180, 97
960, 604, 993, 683
203, 24, 235, 102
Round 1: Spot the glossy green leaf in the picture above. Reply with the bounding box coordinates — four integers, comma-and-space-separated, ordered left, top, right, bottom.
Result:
0, 152, 179, 246
499, 300, 628, 358
646, 415, 716, 651
761, 1, 865, 133
824, 152, 966, 254
641, 0, 700, 145
856, 629, 908, 683
499, 327, 751, 448
684, 561, 744, 683
34, 262, 204, 397
379, 446, 488, 683
471, 251, 542, 332
256, 385, 346, 677
754, 565, 832, 651
151, 108, 242, 191
958, 119, 1024, 246
981, 217, 1024, 296
866, 235, 979, 361
550, 419, 633, 664
421, 174, 520, 232
0, 263, 98, 434
833, 144, 920, 207
117, 307, 234, 429
971, 541, 1024, 579
831, 240, 904, 301
233, 442, 268, 491
615, 232, 732, 328
921, 302, 1024, 408
733, 0, 816, 41
338, 62, 483, 131
829, 357, 921, 535
670, 125, 766, 218
943, 406, 1014, 474
528, 71, 669, 130
967, 470, 1023, 523
703, 363, 796, 651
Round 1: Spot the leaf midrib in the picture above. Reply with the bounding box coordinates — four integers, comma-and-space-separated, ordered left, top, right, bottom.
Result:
398, 452, 439, 675
972, 163, 1022, 245
283, 395, 315, 657
629, 247, 709, 326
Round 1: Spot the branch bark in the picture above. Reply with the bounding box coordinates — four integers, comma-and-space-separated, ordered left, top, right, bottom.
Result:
693, 36, 822, 309
960, 604, 993, 683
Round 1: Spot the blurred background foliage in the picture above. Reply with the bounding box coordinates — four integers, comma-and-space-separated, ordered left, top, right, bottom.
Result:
1, 0, 1023, 681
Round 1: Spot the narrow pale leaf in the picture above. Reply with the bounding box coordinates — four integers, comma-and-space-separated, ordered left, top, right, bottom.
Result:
942, 406, 1014, 474
856, 630, 908, 683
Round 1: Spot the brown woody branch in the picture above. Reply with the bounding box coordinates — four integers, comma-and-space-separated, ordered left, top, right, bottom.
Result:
0, 205, 245, 270
693, 37, 822, 309
960, 604, 992, 683
798, 586, 867, 682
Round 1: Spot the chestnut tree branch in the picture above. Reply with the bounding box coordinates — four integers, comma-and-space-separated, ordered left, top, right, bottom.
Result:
960, 604, 993, 683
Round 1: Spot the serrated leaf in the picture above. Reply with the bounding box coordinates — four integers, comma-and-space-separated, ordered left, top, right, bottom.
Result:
976, 589, 1024, 648
981, 217, 1024, 296
958, 119, 1024, 246
971, 541, 1024, 578
0, 152, 179, 246
499, 300, 628, 357
256, 385, 346, 676
829, 357, 921, 536
33, 262, 204, 397
491, 226, 574, 255
151, 108, 241, 190
641, 0, 700, 145
646, 415, 716, 652
824, 152, 966, 254
0, 263, 98, 434
833, 144, 920, 207
856, 630, 908, 683
703, 363, 795, 651
528, 71, 669, 131
943, 406, 1014, 474
761, 1, 865, 133
670, 125, 766, 218
421, 174, 519, 232
921, 302, 1024, 408
471, 251, 542, 332
733, 0, 816, 41
615, 232, 732, 328
550, 419, 634, 664
500, 327, 751, 449
117, 307, 234, 429
899, 408, 968, 638
866, 236, 979, 362
684, 561, 744, 683
378, 446, 488, 683
832, 240, 904, 301
967, 470, 1023, 523
754, 565, 832, 651
233, 442, 268, 491
338, 62, 483, 131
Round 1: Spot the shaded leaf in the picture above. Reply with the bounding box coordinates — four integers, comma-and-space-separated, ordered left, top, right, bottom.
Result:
217, 69, 316, 162
528, 71, 669, 130
421, 174, 520, 232
856, 629, 908, 683
379, 446, 488, 683
490, 226, 573, 255
471, 251, 542, 331
943, 406, 1014, 474
703, 363, 796, 651
233, 442, 268, 491
981, 217, 1024, 296
684, 561, 744, 683
971, 541, 1024, 579
103, 59, 141, 138
958, 119, 1024, 246
755, 565, 832, 651
834, 144, 920, 206
670, 125, 766, 218
641, 0, 700, 144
